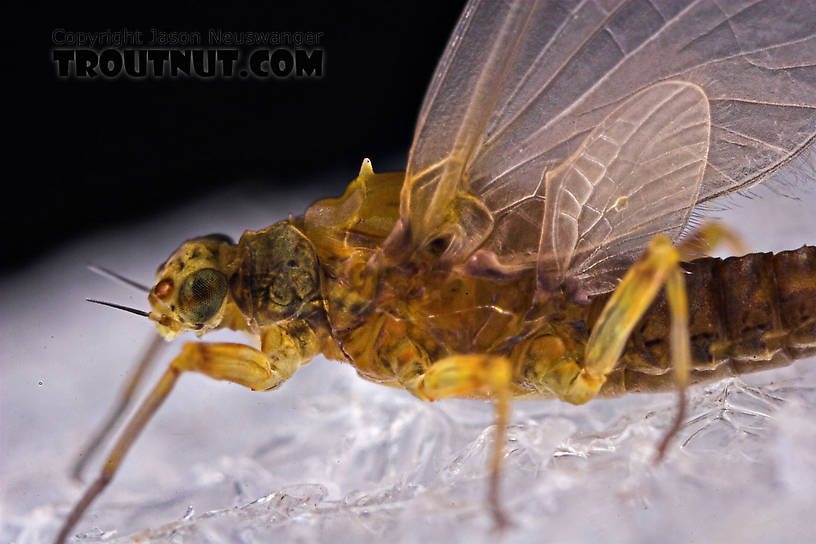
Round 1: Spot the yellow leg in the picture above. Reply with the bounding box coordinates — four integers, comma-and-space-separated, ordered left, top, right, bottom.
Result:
652, 265, 692, 461
416, 354, 513, 530
571, 224, 740, 397
54, 365, 180, 544
675, 221, 746, 260
510, 233, 686, 405
572, 235, 684, 401
574, 223, 741, 455
53, 337, 306, 544
71, 335, 164, 482
519, 224, 740, 455
512, 333, 589, 402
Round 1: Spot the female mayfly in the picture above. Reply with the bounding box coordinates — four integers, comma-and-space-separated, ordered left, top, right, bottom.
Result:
55, 0, 816, 541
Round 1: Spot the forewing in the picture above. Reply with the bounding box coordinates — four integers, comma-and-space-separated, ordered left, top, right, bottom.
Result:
387, 0, 537, 258
388, 0, 816, 285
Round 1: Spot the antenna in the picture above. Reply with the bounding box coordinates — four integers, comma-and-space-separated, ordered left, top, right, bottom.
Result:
87, 264, 151, 293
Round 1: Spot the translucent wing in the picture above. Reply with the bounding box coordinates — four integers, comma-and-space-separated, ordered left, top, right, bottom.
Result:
385, 0, 816, 293
536, 81, 709, 300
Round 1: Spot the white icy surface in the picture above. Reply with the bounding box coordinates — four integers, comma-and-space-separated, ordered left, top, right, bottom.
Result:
2, 166, 816, 544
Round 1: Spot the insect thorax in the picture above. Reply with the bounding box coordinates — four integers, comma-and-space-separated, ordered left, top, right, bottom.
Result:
297, 168, 591, 387
230, 222, 324, 329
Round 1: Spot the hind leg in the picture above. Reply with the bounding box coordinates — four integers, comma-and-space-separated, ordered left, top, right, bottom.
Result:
518, 234, 690, 405
523, 225, 740, 454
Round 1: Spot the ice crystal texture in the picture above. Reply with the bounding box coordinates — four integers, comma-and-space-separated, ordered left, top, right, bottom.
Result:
2, 167, 815, 544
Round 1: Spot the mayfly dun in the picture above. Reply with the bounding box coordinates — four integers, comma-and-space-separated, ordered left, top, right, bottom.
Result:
54, 1, 816, 541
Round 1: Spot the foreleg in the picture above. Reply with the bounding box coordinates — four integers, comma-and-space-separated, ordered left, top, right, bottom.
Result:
54, 321, 320, 544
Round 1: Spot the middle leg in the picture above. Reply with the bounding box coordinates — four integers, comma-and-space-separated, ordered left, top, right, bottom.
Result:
403, 353, 514, 529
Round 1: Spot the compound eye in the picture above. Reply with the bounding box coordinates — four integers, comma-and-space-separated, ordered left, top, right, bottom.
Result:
177, 268, 227, 324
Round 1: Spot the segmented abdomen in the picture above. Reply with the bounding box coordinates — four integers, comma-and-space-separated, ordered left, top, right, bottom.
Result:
600, 246, 816, 396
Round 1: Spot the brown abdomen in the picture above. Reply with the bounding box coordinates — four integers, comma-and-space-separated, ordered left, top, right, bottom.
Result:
601, 246, 816, 395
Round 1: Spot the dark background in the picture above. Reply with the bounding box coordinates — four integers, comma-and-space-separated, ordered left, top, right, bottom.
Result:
9, 1, 466, 274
